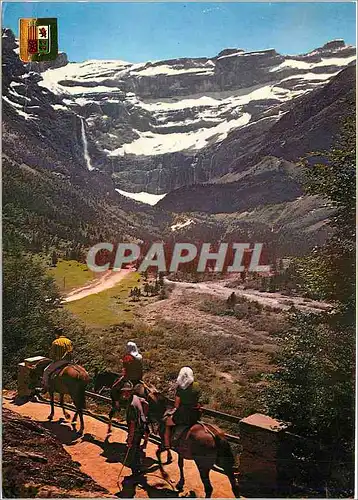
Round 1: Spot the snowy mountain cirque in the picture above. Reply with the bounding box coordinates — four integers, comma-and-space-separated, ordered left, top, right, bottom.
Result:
4, 30, 356, 193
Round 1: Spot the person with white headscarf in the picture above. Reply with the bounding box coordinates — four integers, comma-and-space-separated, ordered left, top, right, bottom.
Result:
164, 366, 201, 450
112, 341, 143, 393
122, 341, 143, 384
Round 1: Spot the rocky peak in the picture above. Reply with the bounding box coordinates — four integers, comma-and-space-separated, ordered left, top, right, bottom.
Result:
2, 29, 26, 87
320, 39, 347, 52
27, 52, 69, 73
2, 28, 17, 50
216, 48, 244, 58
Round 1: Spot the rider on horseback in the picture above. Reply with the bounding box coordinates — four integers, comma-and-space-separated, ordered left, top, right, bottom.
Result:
112, 341, 143, 391
122, 341, 143, 384
42, 327, 73, 392
121, 381, 149, 475
164, 366, 201, 450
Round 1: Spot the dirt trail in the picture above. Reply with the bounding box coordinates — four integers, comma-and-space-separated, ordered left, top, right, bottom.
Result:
3, 396, 235, 498
65, 269, 133, 303
64, 266, 331, 313
165, 279, 332, 313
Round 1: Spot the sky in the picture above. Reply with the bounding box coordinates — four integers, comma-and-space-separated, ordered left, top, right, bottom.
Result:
2, 2, 356, 63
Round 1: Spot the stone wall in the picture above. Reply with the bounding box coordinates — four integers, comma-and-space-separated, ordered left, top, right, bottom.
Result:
239, 413, 291, 497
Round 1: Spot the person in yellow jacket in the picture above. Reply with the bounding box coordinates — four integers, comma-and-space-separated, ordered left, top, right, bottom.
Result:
42, 327, 73, 392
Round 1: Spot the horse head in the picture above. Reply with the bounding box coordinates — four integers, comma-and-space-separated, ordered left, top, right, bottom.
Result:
93, 370, 120, 393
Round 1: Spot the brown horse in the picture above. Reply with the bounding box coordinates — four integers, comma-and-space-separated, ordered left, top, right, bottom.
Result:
146, 388, 240, 498
33, 360, 90, 435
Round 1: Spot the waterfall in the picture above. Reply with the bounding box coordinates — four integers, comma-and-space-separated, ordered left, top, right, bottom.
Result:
190, 157, 198, 184
80, 118, 94, 171
157, 165, 163, 194
191, 164, 197, 183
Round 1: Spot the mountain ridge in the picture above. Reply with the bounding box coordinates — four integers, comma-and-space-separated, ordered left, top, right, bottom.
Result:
2, 28, 170, 253
32, 36, 355, 193
2, 28, 355, 258
157, 65, 355, 213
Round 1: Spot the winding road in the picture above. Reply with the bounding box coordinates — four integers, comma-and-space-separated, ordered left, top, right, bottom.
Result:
64, 267, 332, 314
64, 268, 134, 303
164, 279, 333, 314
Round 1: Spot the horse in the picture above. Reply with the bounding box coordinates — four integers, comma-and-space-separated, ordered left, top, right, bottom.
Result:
146, 388, 240, 498
93, 369, 121, 394
32, 358, 90, 435
93, 371, 154, 455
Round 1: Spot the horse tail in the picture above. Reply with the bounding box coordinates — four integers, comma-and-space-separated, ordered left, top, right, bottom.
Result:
74, 380, 87, 411
214, 435, 240, 498
215, 435, 235, 470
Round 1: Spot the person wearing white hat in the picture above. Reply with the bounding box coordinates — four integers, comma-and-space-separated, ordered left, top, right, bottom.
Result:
112, 341, 144, 394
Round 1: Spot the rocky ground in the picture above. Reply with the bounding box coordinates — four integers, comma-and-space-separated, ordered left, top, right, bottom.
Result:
2, 407, 112, 498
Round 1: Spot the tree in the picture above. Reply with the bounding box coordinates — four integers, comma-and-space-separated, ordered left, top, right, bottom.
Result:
3, 250, 63, 384
51, 250, 58, 267
297, 116, 355, 305
226, 292, 237, 310
264, 117, 355, 494
260, 276, 268, 291
158, 272, 165, 287
159, 287, 167, 300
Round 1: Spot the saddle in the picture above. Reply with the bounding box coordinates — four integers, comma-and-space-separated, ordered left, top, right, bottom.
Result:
163, 407, 176, 419
172, 422, 223, 458
49, 362, 71, 382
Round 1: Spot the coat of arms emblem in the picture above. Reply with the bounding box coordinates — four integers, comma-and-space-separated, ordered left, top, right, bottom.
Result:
19, 18, 58, 62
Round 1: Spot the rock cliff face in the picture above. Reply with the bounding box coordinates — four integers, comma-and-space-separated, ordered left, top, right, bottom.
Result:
34, 37, 355, 192
2, 29, 88, 180
2, 28, 170, 250
158, 65, 355, 213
